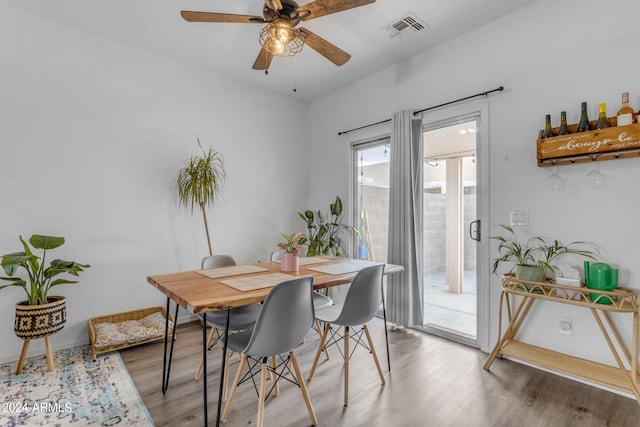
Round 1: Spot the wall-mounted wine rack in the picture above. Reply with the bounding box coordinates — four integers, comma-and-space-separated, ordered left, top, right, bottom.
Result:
537, 119, 640, 167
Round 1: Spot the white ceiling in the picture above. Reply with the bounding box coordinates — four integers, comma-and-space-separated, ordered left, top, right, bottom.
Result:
2, 0, 538, 102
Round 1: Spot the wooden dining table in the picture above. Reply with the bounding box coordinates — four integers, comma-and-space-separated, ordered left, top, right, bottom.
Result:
147, 256, 404, 427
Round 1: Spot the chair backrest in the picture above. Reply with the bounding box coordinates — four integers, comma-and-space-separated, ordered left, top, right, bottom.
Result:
270, 251, 281, 262
334, 264, 385, 326
201, 255, 236, 269
241, 277, 314, 358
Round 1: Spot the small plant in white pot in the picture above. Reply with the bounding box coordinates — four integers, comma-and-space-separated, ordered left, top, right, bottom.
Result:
491, 225, 599, 282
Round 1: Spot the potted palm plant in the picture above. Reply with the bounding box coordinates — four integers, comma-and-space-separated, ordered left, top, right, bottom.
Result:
177, 139, 225, 256
0, 235, 90, 340
491, 225, 599, 282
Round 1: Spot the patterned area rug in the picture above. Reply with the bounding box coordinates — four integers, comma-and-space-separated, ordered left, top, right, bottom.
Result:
0, 345, 154, 426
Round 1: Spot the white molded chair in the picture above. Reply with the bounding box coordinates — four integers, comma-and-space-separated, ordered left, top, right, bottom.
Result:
271, 250, 332, 359
194, 255, 262, 392
307, 264, 386, 406
221, 277, 318, 427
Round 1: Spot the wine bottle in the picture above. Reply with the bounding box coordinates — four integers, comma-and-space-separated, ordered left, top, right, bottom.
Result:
596, 103, 610, 129
616, 92, 634, 126
541, 114, 555, 138
577, 102, 590, 132
558, 111, 570, 135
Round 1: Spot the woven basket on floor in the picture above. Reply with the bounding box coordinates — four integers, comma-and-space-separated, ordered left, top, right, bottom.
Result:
88, 306, 174, 361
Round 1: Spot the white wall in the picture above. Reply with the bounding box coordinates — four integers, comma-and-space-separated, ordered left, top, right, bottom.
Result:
307, 0, 640, 369
0, 3, 309, 363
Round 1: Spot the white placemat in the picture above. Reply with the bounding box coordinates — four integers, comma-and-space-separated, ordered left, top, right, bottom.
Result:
298, 257, 333, 265
307, 262, 363, 275
197, 264, 269, 279
272, 256, 332, 265
220, 272, 308, 292
307, 260, 384, 275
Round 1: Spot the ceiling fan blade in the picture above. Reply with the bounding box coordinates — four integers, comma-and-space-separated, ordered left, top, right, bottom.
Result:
181, 11, 265, 24
299, 27, 350, 66
252, 47, 274, 70
297, 0, 375, 21
264, 0, 283, 10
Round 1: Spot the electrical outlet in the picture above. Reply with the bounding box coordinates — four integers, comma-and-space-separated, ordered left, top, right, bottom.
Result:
557, 316, 573, 335
509, 209, 529, 226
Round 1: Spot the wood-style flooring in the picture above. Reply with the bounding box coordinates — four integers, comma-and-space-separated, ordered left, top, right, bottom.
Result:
120, 319, 639, 427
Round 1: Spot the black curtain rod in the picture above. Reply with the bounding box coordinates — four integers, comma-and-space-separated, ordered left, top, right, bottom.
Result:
337, 86, 504, 136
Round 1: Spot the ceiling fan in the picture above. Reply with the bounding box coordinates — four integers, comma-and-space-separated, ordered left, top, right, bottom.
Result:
181, 0, 376, 71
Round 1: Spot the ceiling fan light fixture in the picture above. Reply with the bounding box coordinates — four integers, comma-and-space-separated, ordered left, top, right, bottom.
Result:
259, 17, 304, 57
182, 0, 377, 69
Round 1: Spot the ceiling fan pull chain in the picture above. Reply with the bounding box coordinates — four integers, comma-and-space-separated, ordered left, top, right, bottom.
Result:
293, 56, 297, 93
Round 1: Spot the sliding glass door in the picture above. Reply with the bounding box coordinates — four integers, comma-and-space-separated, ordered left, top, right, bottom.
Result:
422, 120, 478, 340
350, 103, 488, 350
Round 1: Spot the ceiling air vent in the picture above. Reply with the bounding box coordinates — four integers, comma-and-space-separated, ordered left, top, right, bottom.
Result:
383, 13, 428, 39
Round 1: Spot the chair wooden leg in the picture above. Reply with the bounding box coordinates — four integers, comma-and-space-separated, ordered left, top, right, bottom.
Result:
308, 323, 330, 380
222, 350, 232, 401
257, 361, 268, 427
222, 354, 247, 422
290, 351, 318, 425
16, 339, 30, 375
272, 356, 280, 396
364, 325, 385, 385
344, 325, 350, 406
315, 320, 330, 359
314, 320, 322, 336
195, 326, 218, 380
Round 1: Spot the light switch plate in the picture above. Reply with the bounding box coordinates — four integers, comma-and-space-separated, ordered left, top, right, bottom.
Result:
509, 210, 529, 226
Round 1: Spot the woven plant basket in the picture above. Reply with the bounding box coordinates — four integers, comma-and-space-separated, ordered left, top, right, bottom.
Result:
14, 296, 67, 339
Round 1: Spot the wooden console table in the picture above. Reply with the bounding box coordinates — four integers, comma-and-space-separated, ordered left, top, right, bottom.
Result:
483, 274, 639, 405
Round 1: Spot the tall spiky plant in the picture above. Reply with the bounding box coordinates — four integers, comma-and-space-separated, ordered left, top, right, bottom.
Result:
177, 139, 225, 256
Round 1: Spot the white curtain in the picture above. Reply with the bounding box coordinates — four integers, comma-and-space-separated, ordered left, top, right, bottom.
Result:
387, 110, 424, 327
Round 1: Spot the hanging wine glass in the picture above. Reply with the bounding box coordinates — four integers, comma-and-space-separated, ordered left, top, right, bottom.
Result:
587, 157, 606, 189
547, 164, 564, 191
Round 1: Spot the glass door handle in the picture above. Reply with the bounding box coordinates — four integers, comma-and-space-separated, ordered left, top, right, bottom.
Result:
469, 220, 481, 242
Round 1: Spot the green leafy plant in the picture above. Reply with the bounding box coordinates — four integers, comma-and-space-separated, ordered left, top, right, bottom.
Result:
298, 196, 359, 257
177, 138, 225, 256
491, 225, 599, 276
277, 232, 307, 255
0, 235, 90, 305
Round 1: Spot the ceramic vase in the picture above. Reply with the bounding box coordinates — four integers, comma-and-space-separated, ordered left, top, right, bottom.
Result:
515, 265, 546, 282
515, 265, 546, 293
281, 252, 299, 272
